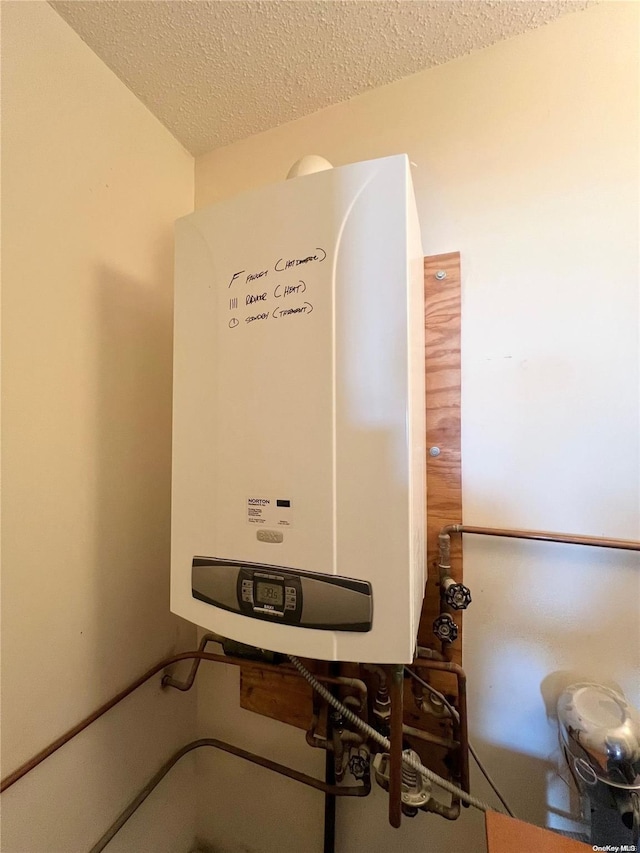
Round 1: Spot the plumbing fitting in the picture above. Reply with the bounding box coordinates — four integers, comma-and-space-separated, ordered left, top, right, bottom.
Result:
441, 577, 472, 610
373, 670, 391, 731
373, 749, 431, 815
437, 527, 457, 578
331, 711, 346, 782
435, 520, 640, 653
401, 749, 432, 815
306, 714, 328, 750
288, 654, 499, 815
413, 685, 452, 719
364, 664, 388, 685
306, 714, 364, 754
348, 745, 371, 781
340, 730, 364, 745
433, 613, 459, 644
342, 696, 361, 711
410, 658, 470, 802
373, 684, 391, 725
365, 664, 392, 729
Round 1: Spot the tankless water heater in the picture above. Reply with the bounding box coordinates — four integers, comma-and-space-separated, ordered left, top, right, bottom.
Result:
171, 154, 425, 663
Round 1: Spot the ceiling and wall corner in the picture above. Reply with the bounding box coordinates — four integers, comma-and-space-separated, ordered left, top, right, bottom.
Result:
50, 0, 595, 156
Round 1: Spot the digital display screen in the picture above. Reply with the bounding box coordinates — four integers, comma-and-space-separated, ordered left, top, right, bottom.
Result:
255, 581, 284, 607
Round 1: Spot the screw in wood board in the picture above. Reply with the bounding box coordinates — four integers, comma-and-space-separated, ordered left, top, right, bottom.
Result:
435, 270, 447, 280
429, 447, 441, 457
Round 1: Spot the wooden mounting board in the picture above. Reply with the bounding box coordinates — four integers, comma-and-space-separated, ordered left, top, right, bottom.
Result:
418, 252, 463, 667
240, 252, 463, 740
240, 667, 314, 730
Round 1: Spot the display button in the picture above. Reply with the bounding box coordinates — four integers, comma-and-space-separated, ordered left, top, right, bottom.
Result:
242, 590, 253, 603
285, 586, 296, 610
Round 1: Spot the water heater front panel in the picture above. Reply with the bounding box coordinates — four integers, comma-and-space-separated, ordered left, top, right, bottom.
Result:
171, 155, 425, 662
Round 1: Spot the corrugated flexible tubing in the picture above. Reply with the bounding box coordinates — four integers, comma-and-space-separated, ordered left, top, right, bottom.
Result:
287, 655, 502, 814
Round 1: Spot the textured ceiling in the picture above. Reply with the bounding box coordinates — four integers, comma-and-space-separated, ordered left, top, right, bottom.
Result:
51, 0, 593, 156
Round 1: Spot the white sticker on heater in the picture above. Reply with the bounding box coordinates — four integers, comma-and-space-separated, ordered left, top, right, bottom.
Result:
247, 496, 270, 525
247, 496, 293, 528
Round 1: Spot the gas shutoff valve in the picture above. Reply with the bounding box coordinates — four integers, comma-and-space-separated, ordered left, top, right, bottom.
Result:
433, 613, 459, 643
441, 577, 472, 610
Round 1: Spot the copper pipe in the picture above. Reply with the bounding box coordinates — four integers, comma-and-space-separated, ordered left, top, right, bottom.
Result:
407, 664, 461, 742
331, 676, 369, 723
410, 659, 470, 800
403, 724, 457, 751
89, 737, 370, 853
161, 632, 223, 690
421, 796, 461, 821
388, 664, 404, 829
332, 725, 345, 783
306, 714, 330, 751
416, 646, 446, 662
0, 647, 361, 794
440, 523, 640, 553
334, 676, 368, 698
164, 645, 367, 709
436, 522, 640, 655
1, 650, 225, 793
339, 731, 364, 745
408, 663, 451, 720
306, 714, 364, 752
306, 733, 329, 750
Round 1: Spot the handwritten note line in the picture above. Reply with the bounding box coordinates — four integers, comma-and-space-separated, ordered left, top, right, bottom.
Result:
273, 280, 306, 299
228, 247, 326, 289
234, 302, 315, 328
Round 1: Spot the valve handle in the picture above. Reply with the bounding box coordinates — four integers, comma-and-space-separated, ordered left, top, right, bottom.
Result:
433, 614, 459, 643
348, 754, 369, 780
443, 582, 472, 611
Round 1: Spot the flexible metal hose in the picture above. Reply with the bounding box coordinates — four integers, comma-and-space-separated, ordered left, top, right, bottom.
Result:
287, 655, 503, 814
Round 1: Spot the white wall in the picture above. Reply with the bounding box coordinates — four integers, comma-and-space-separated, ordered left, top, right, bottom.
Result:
193, 3, 640, 851
1, 3, 197, 851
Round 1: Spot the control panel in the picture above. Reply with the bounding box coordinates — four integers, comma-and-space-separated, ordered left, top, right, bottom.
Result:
237, 568, 303, 624
192, 557, 372, 632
